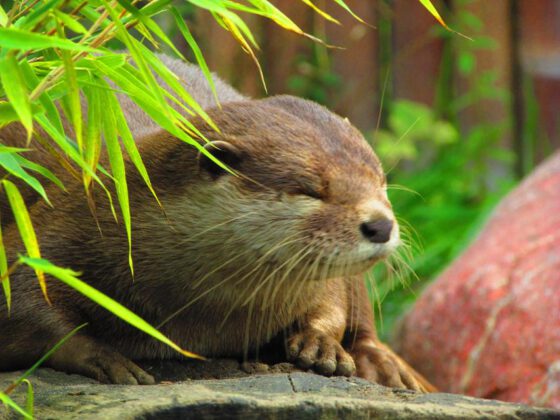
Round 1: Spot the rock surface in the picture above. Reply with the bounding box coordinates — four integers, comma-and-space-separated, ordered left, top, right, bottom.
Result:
1, 360, 559, 419
395, 151, 560, 408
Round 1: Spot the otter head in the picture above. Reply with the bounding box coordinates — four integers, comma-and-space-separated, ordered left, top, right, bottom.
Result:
154, 95, 398, 286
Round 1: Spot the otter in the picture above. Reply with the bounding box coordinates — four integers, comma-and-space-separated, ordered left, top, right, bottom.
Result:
0, 55, 432, 391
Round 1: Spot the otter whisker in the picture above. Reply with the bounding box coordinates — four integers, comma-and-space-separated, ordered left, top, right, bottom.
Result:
216, 234, 303, 330
177, 211, 258, 244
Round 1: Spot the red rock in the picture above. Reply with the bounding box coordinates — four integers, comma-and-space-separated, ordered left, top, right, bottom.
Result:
396, 151, 560, 408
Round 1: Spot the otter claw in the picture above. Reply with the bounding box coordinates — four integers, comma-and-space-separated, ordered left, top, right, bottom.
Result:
287, 331, 356, 377
351, 342, 425, 392
47, 335, 155, 385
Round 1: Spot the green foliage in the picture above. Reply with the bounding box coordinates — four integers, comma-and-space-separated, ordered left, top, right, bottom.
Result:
370, 1, 518, 337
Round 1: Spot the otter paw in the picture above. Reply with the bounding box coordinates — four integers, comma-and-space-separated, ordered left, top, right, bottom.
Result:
351, 342, 423, 391
48, 337, 155, 385
80, 350, 155, 385
287, 331, 356, 377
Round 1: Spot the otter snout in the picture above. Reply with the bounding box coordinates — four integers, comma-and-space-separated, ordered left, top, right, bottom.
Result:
360, 219, 394, 243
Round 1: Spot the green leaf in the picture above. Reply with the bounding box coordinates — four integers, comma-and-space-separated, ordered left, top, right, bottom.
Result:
0, 5, 8, 27
331, 0, 366, 24
0, 221, 9, 313
2, 180, 47, 302
82, 84, 103, 190
116, 0, 185, 59
19, 59, 64, 134
22, 380, 33, 418
106, 86, 161, 207
134, 41, 217, 130
0, 54, 33, 138
418, 0, 449, 29
0, 27, 99, 52
14, 154, 65, 190
20, 256, 203, 360
57, 23, 83, 151
14, 0, 63, 30
171, 7, 219, 106
0, 152, 51, 204
0, 392, 31, 419
53, 10, 88, 34
0, 102, 43, 127
100, 87, 133, 274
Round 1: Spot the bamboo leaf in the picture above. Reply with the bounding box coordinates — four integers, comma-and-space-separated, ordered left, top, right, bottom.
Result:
171, 7, 219, 107
19, 59, 64, 134
88, 60, 207, 146
0, 221, 10, 313
0, 392, 31, 419
0, 5, 7, 27
418, 0, 472, 39
418, 0, 449, 29
0, 54, 33, 139
0, 27, 99, 52
0, 102, 43, 127
83, 84, 103, 191
14, 154, 65, 190
0, 152, 51, 204
299, 0, 340, 24
100, 87, 133, 274
57, 23, 83, 151
331, 0, 366, 24
22, 380, 33, 418
134, 41, 217, 130
53, 10, 88, 34
20, 256, 203, 360
105, 86, 161, 208
14, 0, 63, 30
2, 180, 47, 302
116, 0, 185, 59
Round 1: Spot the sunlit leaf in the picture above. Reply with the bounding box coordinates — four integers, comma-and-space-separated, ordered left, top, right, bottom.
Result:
116, 0, 185, 59
0, 222, 10, 313
20, 256, 203, 360
0, 392, 31, 419
98, 86, 134, 272
14, 154, 65, 190
19, 60, 64, 134
53, 10, 88, 34
105, 86, 161, 208
0, 54, 33, 139
331, 0, 366, 24
418, 0, 449, 29
0, 27, 99, 52
15, 0, 63, 30
22, 380, 33, 418
57, 23, 83, 151
171, 7, 219, 106
0, 152, 51, 204
0, 5, 7, 27
2, 180, 47, 302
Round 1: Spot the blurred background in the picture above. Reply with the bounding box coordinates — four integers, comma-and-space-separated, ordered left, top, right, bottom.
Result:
162, 0, 559, 336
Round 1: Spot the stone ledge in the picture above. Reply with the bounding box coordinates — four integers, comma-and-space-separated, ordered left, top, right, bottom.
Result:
1, 360, 558, 419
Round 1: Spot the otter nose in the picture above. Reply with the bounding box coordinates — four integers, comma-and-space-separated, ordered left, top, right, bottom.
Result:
360, 219, 393, 243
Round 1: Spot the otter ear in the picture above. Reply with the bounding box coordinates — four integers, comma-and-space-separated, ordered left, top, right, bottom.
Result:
197, 141, 243, 179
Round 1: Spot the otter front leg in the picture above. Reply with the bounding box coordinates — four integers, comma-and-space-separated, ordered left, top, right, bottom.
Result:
286, 279, 356, 377
46, 334, 155, 385
345, 277, 436, 392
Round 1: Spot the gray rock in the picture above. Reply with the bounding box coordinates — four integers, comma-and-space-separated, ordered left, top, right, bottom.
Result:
1, 360, 558, 419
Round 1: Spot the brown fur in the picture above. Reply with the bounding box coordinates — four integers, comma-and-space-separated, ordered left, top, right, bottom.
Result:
0, 58, 433, 391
